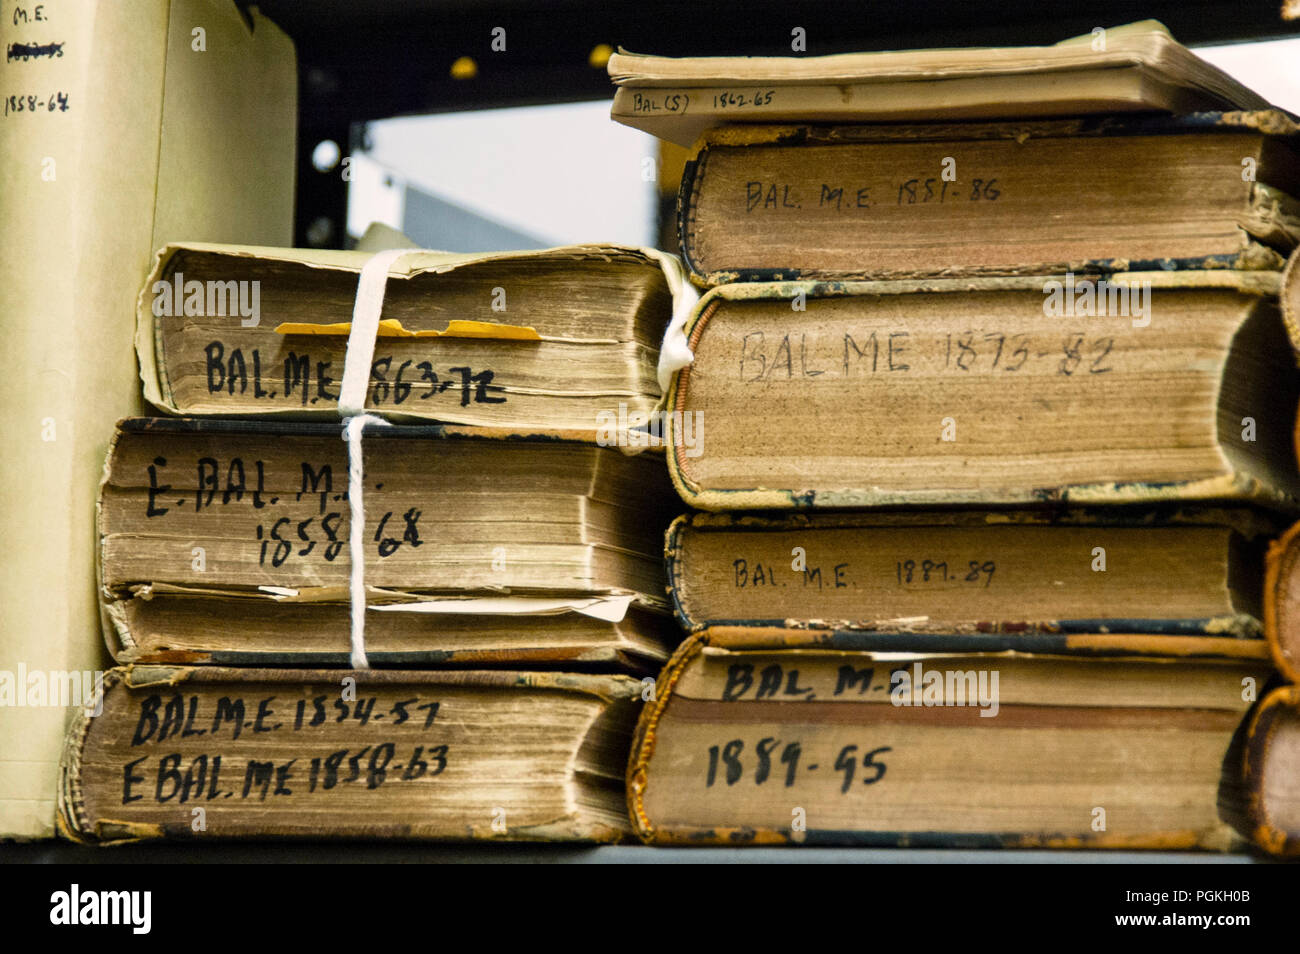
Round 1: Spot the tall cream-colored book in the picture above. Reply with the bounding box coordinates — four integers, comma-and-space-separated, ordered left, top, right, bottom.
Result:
0, 0, 296, 838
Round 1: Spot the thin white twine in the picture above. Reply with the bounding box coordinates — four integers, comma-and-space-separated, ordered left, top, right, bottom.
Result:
342, 413, 390, 668
339, 248, 419, 669
655, 265, 700, 392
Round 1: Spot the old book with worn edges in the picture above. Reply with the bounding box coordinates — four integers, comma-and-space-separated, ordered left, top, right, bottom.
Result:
1242, 684, 1300, 856
137, 242, 689, 440
628, 630, 1271, 848
1239, 508, 1300, 855
675, 113, 1299, 286
0, 0, 296, 839
666, 508, 1276, 649
1247, 517, 1300, 856
59, 665, 644, 843
609, 20, 1272, 147
1262, 518, 1300, 683
663, 272, 1300, 512
97, 417, 679, 667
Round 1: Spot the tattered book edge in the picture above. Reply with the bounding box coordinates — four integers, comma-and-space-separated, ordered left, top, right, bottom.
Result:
59, 666, 643, 844
136, 241, 689, 429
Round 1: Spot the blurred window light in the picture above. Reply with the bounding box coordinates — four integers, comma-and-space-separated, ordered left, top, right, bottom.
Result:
347, 100, 659, 252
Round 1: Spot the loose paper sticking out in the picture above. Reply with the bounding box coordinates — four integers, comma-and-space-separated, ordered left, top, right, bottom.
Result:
372, 594, 636, 624
275, 318, 542, 341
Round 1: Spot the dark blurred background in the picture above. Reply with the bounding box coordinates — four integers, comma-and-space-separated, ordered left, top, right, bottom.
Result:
241, 0, 1300, 253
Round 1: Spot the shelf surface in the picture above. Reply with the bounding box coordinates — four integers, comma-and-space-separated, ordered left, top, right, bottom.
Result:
1, 843, 1273, 864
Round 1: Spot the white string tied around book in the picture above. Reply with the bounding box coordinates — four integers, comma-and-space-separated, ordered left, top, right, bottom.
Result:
338, 247, 420, 670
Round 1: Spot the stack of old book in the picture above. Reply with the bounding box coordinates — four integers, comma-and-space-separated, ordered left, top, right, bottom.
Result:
610, 21, 1300, 851
57, 240, 689, 843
